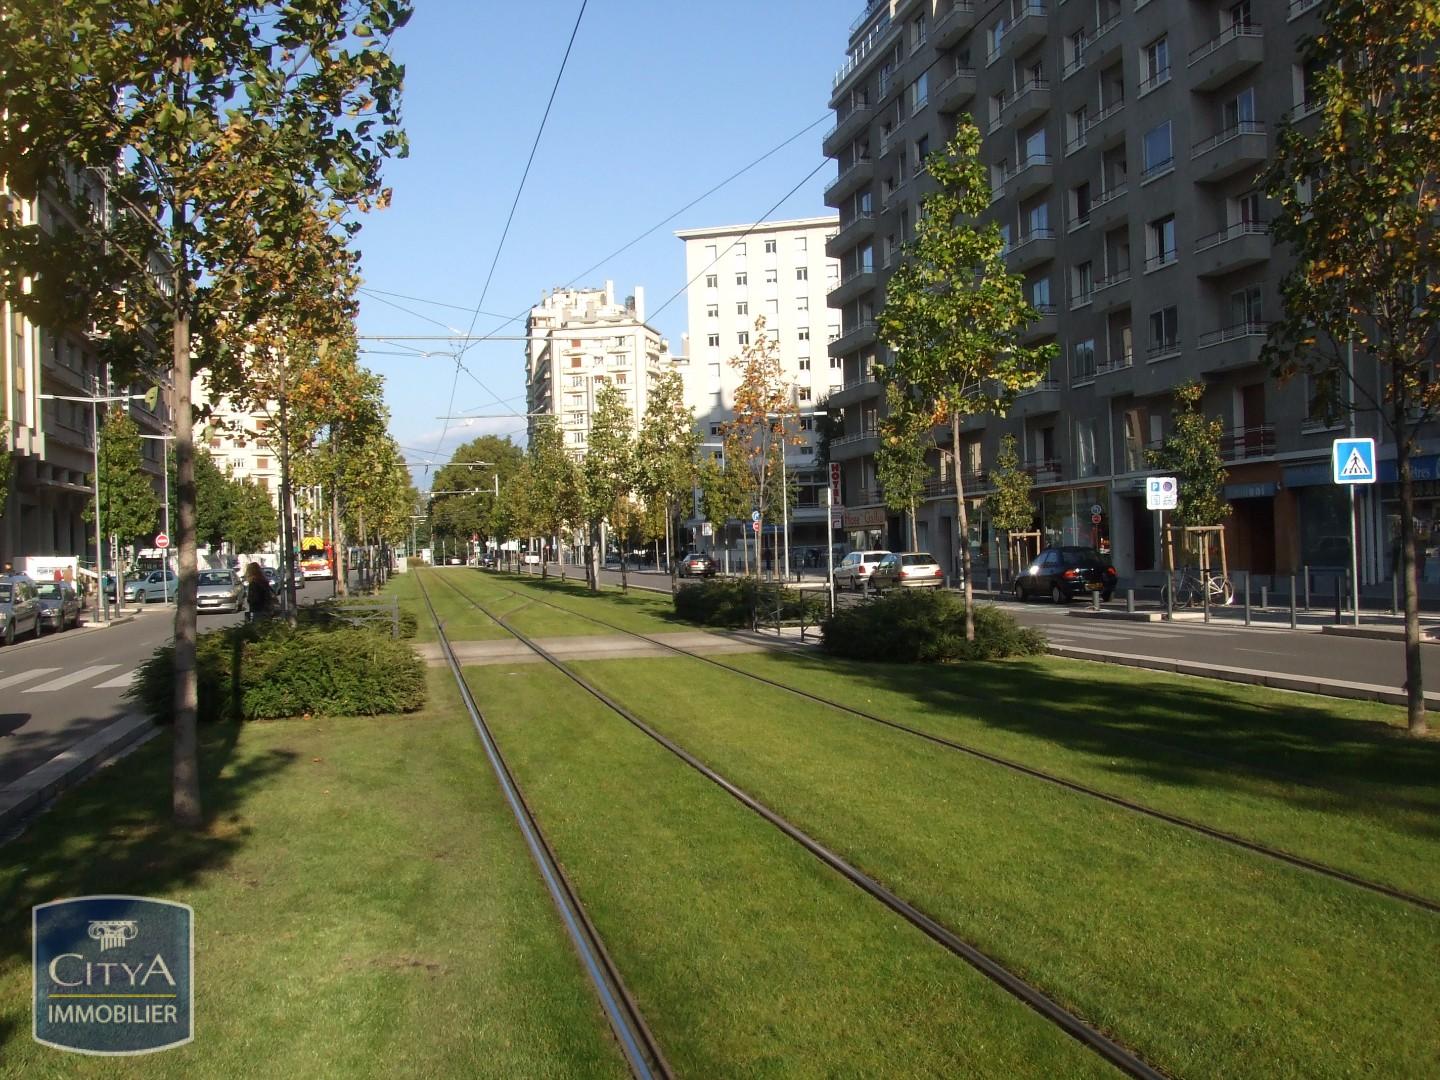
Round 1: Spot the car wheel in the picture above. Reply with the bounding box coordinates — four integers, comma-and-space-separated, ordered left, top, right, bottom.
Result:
3, 619, 14, 647
1050, 584, 1067, 604
1013, 581, 1026, 602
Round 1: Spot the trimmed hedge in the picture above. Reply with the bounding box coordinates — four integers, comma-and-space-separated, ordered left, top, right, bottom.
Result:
129, 621, 426, 723
672, 578, 825, 629
822, 589, 1047, 663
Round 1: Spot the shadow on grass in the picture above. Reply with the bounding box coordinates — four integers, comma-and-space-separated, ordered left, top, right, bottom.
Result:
733, 646, 1440, 837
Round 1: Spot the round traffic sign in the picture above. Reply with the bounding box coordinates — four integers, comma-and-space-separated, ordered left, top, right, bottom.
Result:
751, 509, 761, 522
1090, 513, 1103, 524
155, 533, 170, 549
752, 520, 761, 533
1090, 503, 1103, 515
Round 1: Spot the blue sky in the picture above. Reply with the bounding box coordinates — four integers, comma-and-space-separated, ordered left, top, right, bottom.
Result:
352, 0, 850, 484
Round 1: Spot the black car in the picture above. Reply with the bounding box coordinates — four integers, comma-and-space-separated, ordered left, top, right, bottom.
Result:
1013, 546, 1117, 603
678, 552, 717, 578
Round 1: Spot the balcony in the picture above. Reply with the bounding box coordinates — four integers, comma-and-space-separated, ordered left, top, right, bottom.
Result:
1088, 14, 1124, 65
933, 1, 977, 48
1006, 77, 1052, 127
1006, 154, 1054, 198
825, 210, 877, 257
1197, 320, 1269, 373
1137, 67, 1172, 98
827, 267, 878, 307
1095, 350, 1135, 396
1288, 0, 1321, 18
1092, 270, 1131, 311
1011, 379, 1062, 418
934, 65, 978, 114
827, 374, 884, 409
1086, 99, 1126, 148
823, 157, 875, 205
1194, 221, 1270, 277
1089, 182, 1128, 229
1191, 121, 1267, 183
1005, 228, 1056, 271
1139, 154, 1175, 186
828, 318, 878, 357
822, 105, 875, 157
1188, 24, 1264, 92
1002, 3, 1049, 59
832, 12, 899, 100
1288, 97, 1323, 123
829, 428, 880, 462
1025, 458, 1064, 483
1220, 423, 1277, 461
1020, 304, 1057, 342
1144, 250, 1178, 274
1146, 338, 1182, 364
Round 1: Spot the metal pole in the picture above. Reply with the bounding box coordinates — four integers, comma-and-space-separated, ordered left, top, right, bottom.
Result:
91, 397, 108, 623
1349, 484, 1360, 626
1126, 588, 1135, 614
1303, 565, 1311, 611
825, 487, 836, 615
1243, 569, 1251, 625
162, 438, 171, 606
1289, 574, 1298, 629
1335, 573, 1343, 624
781, 461, 790, 582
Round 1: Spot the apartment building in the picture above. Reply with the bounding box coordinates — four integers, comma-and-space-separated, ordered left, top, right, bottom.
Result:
192, 375, 282, 508
525, 283, 677, 460
675, 216, 842, 552
1, 172, 173, 567
823, 0, 1409, 585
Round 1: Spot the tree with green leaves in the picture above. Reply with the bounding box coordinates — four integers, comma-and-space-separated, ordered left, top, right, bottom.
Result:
0, 448, 13, 529
227, 479, 279, 553
87, 408, 161, 566
519, 416, 581, 580
1262, 0, 1438, 734
698, 439, 749, 571
875, 382, 931, 551
0, 0, 410, 828
987, 434, 1035, 581
581, 382, 636, 591
1146, 382, 1231, 532
878, 122, 1056, 639
635, 368, 699, 583
430, 434, 524, 553
192, 449, 233, 552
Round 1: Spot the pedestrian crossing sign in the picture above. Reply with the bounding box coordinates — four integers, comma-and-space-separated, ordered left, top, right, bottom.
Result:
1332, 437, 1377, 485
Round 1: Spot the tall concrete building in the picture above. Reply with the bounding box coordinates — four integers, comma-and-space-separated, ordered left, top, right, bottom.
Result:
192, 375, 281, 508
525, 283, 677, 460
675, 216, 842, 553
822, 0, 1407, 586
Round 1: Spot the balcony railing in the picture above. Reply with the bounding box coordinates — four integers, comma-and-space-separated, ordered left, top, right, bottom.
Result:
1097, 349, 1134, 374
832, 428, 879, 448
1089, 99, 1124, 128
1195, 219, 1267, 252
1197, 320, 1268, 348
1024, 458, 1063, 481
1144, 250, 1178, 272
1091, 181, 1127, 209
1288, 97, 1323, 121
1140, 154, 1175, 183
1094, 269, 1130, 292
1188, 22, 1263, 65
1137, 67, 1172, 96
1220, 423, 1276, 460
1018, 378, 1061, 396
1288, 0, 1320, 16
1064, 131, 1087, 156
1146, 337, 1182, 361
833, 11, 896, 90
1192, 120, 1266, 159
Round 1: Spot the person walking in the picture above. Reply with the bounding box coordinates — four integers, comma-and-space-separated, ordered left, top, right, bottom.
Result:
244, 562, 274, 622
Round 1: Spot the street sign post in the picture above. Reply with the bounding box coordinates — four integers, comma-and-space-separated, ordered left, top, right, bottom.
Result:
155, 533, 170, 550
1333, 438, 1376, 627
1146, 477, 1178, 608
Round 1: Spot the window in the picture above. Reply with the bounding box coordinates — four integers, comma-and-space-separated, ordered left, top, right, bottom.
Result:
1148, 306, 1179, 353
1223, 87, 1256, 130
798, 327, 811, 341
570, 356, 583, 368
764, 238, 777, 254
914, 134, 930, 173
1143, 35, 1170, 90
909, 72, 928, 114
1147, 215, 1176, 267
799, 445, 815, 457
798, 358, 811, 371
1076, 419, 1098, 477
830, 355, 843, 369
1072, 261, 1094, 304
615, 372, 627, 385
1231, 284, 1263, 325
737, 301, 749, 316
765, 268, 778, 284
828, 324, 841, 341
256, 457, 270, 470
800, 416, 815, 431
1227, 0, 1253, 29
705, 274, 718, 289
795, 236, 807, 253
1070, 182, 1092, 225
796, 297, 809, 312
1025, 201, 1050, 235
707, 334, 720, 348
709, 423, 723, 436
766, 328, 779, 342
766, 298, 779, 314
1072, 340, 1096, 382
737, 331, 750, 346
707, 364, 721, 392
827, 264, 839, 283
1142, 121, 1173, 176
798, 386, 812, 402
706, 304, 719, 318
734, 241, 746, 257
860, 242, 874, 273
1022, 126, 1047, 161
1031, 277, 1052, 309
736, 272, 747, 286
1231, 190, 1262, 226
1067, 107, 1088, 150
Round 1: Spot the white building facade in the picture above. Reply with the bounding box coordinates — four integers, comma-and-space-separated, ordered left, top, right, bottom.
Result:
675, 216, 842, 558
192, 375, 280, 507
525, 282, 676, 459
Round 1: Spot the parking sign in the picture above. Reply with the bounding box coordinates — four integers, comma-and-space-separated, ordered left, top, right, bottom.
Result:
1145, 476, 1178, 511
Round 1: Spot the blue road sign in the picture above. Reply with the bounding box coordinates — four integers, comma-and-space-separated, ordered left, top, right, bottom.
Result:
1332, 438, 1377, 485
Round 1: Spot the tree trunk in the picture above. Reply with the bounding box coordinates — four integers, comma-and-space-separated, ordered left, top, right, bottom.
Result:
908, 500, 919, 551
278, 375, 297, 617
171, 285, 201, 829
952, 415, 974, 640
331, 440, 347, 598
588, 523, 600, 592
1396, 404, 1427, 734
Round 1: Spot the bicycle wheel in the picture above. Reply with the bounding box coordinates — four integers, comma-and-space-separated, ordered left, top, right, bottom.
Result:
1212, 576, 1235, 606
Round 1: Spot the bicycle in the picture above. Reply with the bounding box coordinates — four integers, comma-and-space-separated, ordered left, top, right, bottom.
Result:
1160, 566, 1235, 609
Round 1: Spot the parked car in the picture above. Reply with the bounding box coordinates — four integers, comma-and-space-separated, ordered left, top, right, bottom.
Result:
870, 552, 944, 590
261, 565, 305, 591
123, 569, 177, 604
0, 575, 42, 645
196, 569, 245, 614
834, 550, 891, 591
1013, 546, 1118, 603
34, 580, 82, 632
678, 552, 718, 578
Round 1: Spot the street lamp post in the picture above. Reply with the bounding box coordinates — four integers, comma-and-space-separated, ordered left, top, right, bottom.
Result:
139, 433, 176, 604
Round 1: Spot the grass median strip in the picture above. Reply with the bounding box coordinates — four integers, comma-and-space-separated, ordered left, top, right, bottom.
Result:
719, 649, 1440, 902
0, 669, 627, 1079
573, 653, 1440, 1080
464, 660, 1115, 1079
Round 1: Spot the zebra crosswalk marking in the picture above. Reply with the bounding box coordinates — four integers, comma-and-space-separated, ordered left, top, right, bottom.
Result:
93, 670, 140, 689
23, 665, 120, 693
0, 668, 60, 690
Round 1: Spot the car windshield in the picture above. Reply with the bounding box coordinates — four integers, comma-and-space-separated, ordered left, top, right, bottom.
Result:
34, 583, 61, 598
1060, 548, 1107, 566
199, 571, 233, 586
901, 553, 936, 565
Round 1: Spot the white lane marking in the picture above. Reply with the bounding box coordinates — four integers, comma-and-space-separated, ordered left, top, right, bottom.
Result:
93, 669, 139, 689
0, 668, 60, 690
23, 665, 120, 693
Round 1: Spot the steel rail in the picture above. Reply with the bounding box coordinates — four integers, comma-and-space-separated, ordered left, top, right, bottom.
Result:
429, 570, 1168, 1080
413, 572, 673, 1080
461, 570, 1440, 918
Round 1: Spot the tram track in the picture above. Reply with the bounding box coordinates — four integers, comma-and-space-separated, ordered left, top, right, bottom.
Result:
421, 569, 1168, 1080
412, 572, 673, 1080
455, 569, 1440, 918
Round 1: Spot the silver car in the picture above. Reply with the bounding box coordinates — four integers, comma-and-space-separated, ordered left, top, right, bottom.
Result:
834, 550, 891, 591
0, 575, 42, 646
196, 569, 244, 614
123, 569, 177, 604
871, 552, 945, 590
34, 580, 82, 632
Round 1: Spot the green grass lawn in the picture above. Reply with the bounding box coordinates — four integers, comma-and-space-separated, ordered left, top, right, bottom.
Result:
0, 669, 627, 1079
387, 569, 509, 643
717, 650, 1440, 901
464, 661, 1114, 1079
571, 654, 1440, 1080
455, 570, 689, 637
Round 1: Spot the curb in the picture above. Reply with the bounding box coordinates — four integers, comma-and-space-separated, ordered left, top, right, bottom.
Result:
1048, 643, 1440, 708
0, 713, 159, 837
1320, 625, 1440, 645
0, 614, 138, 657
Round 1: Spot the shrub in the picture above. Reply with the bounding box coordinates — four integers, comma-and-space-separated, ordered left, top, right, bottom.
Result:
821, 589, 1046, 663
673, 578, 764, 627
129, 622, 427, 723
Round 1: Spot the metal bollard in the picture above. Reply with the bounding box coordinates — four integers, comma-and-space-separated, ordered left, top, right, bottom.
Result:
1092, 589, 1100, 611
1392, 575, 1399, 617
1261, 585, 1269, 610
1126, 588, 1135, 614
1289, 574, 1298, 629
986, 568, 993, 595
1243, 570, 1251, 626
1204, 571, 1211, 623
1165, 574, 1174, 620
1335, 573, 1343, 624
1303, 565, 1311, 611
